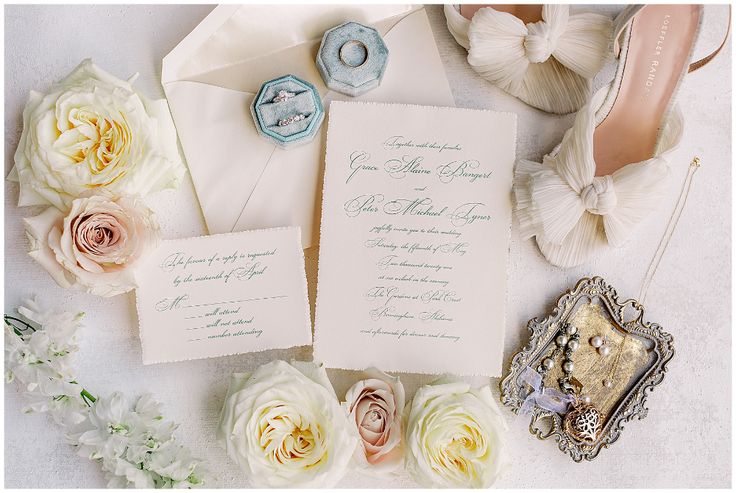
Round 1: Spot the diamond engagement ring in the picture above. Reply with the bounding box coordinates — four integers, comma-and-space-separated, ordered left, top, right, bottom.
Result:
272, 90, 296, 103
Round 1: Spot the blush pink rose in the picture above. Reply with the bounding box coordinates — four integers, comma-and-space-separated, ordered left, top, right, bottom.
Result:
343, 368, 405, 475
23, 194, 159, 297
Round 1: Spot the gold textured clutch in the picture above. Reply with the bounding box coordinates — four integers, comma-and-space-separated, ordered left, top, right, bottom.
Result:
500, 277, 675, 462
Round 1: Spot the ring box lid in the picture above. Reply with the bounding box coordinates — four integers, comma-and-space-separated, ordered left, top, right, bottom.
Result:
316, 21, 389, 97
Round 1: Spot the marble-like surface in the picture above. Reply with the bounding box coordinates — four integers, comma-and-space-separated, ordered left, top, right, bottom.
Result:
4, 4, 731, 488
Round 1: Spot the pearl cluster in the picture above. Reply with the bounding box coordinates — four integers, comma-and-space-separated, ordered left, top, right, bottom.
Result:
590, 334, 612, 356
537, 325, 576, 374
590, 334, 615, 388
535, 323, 588, 402
556, 324, 586, 401
534, 324, 623, 414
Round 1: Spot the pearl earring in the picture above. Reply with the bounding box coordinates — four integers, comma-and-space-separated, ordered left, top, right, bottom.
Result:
590, 335, 611, 356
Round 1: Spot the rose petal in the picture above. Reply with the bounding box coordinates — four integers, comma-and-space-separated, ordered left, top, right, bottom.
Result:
23, 195, 158, 297
217, 361, 357, 487
12, 59, 185, 211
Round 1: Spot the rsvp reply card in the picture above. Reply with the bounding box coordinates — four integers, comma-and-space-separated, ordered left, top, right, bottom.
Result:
314, 102, 516, 376
136, 227, 311, 364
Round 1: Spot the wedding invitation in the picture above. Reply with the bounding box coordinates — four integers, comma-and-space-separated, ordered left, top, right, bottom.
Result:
136, 227, 311, 364
314, 102, 516, 376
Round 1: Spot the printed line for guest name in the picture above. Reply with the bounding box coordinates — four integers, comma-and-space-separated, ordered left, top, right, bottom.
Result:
183, 295, 288, 310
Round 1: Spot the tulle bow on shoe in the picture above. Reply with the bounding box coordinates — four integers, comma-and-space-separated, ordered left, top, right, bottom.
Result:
445, 5, 613, 114
513, 86, 684, 267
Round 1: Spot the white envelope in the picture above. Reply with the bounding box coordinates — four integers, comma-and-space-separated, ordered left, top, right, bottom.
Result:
162, 5, 455, 248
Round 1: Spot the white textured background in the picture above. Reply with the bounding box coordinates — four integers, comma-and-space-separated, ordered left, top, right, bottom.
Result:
4, 4, 731, 488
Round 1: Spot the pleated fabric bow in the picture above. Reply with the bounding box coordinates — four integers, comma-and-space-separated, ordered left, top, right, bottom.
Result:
514, 86, 684, 267
445, 5, 613, 114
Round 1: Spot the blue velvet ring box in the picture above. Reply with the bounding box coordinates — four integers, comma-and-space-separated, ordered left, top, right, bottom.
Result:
316, 21, 389, 97
250, 74, 325, 149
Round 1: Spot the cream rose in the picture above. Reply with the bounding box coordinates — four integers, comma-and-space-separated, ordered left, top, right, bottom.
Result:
343, 368, 405, 475
404, 379, 507, 488
217, 361, 358, 488
23, 194, 159, 297
11, 59, 184, 210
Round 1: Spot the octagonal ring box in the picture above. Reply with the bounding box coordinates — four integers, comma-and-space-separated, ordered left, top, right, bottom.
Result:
316, 21, 389, 97
250, 74, 325, 149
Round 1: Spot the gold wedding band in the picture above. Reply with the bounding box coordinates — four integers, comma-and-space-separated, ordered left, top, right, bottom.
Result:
339, 40, 368, 68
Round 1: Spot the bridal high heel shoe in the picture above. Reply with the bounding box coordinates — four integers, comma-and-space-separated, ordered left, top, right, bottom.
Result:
514, 4, 729, 268
444, 4, 612, 114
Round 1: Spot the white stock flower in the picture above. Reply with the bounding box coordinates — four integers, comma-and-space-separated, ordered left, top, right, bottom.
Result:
147, 440, 203, 486
108, 457, 156, 489
6, 301, 207, 488
17, 298, 83, 343
217, 360, 358, 488
4, 299, 87, 426
24, 194, 160, 297
11, 59, 184, 210
20, 379, 88, 427
69, 391, 133, 469
404, 378, 507, 488
68, 392, 206, 488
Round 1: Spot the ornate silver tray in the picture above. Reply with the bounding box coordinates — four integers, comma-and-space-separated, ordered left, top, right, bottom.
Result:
500, 277, 675, 462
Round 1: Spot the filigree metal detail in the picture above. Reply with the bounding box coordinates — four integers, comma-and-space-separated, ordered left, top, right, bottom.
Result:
564, 403, 603, 444
499, 277, 675, 462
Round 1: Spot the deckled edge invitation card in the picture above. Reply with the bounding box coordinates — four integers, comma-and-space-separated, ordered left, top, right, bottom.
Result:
314, 102, 516, 376
136, 227, 312, 364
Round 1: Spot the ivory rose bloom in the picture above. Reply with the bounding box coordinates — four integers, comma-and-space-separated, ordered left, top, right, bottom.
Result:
343, 368, 405, 475
23, 195, 159, 297
404, 379, 507, 488
11, 59, 184, 210
217, 361, 358, 488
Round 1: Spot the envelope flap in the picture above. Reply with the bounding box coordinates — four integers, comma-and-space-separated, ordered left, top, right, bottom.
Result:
162, 6, 456, 251
163, 5, 413, 83
164, 80, 275, 236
